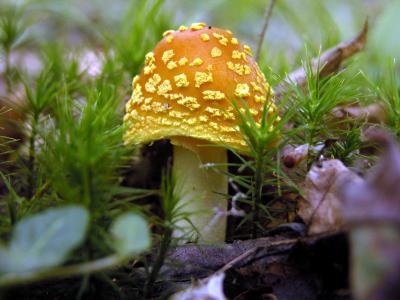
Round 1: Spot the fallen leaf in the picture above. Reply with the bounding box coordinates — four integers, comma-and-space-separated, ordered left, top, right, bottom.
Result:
299, 159, 362, 235
340, 128, 400, 300
281, 144, 309, 168
331, 103, 386, 124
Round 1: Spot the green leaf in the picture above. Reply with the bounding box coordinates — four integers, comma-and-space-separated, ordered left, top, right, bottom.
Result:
0, 205, 89, 274
110, 213, 150, 257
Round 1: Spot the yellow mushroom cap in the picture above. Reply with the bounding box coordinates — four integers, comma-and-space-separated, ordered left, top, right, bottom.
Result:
123, 23, 276, 153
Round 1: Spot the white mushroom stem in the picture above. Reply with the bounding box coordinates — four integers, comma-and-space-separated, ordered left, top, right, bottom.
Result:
172, 144, 228, 243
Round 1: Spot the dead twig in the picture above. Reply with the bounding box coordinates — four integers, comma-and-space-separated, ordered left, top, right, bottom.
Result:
208, 237, 300, 278
255, 0, 278, 61
162, 232, 340, 280
274, 19, 368, 99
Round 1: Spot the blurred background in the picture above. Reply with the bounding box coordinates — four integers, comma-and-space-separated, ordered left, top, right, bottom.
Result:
0, 0, 398, 240
1, 0, 399, 82
0, 1, 399, 298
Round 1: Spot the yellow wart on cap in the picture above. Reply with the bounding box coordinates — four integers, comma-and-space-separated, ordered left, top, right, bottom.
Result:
145, 74, 161, 93
190, 22, 207, 31
231, 37, 239, 45
189, 58, 203, 66
227, 62, 251, 76
209, 122, 219, 130
234, 83, 250, 97
211, 47, 222, 57
163, 30, 174, 37
174, 73, 190, 88
212, 32, 228, 46
232, 50, 247, 61
167, 61, 178, 70
157, 80, 172, 95
131, 84, 144, 104
178, 25, 188, 31
202, 90, 225, 100
178, 57, 189, 66
131, 75, 140, 88
151, 101, 169, 113
194, 71, 213, 87
169, 110, 190, 118
255, 95, 266, 104
251, 82, 264, 94
243, 44, 253, 56
205, 106, 223, 117
145, 52, 155, 65
199, 115, 209, 122
177, 96, 200, 110
200, 33, 210, 41
162, 50, 175, 63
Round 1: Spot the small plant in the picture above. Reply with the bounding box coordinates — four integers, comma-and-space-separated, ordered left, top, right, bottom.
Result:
143, 169, 189, 297
0, 1, 399, 299
23, 67, 59, 198
230, 97, 291, 238
364, 60, 400, 137
0, 205, 151, 288
0, 4, 30, 91
286, 54, 363, 167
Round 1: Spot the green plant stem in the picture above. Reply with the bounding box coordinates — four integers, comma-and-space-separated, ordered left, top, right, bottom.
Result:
79, 190, 95, 298
95, 272, 123, 299
4, 48, 12, 93
82, 166, 92, 208
143, 226, 173, 298
0, 255, 123, 288
252, 152, 265, 239
27, 113, 39, 199
82, 127, 93, 209
0, 172, 17, 225
76, 273, 90, 300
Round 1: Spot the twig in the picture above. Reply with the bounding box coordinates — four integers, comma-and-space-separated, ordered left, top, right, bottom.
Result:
216, 246, 260, 274
165, 233, 340, 290
255, 0, 278, 61
162, 233, 341, 281
213, 238, 298, 276
274, 19, 369, 99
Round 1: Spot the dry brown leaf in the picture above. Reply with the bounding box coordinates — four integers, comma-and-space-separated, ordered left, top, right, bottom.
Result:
281, 144, 309, 168
299, 159, 362, 235
341, 128, 400, 223
340, 128, 400, 300
332, 103, 386, 124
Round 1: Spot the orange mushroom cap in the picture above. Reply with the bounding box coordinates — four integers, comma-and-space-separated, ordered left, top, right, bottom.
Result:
123, 23, 276, 153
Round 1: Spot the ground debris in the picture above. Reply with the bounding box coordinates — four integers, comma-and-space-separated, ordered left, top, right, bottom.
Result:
169, 273, 226, 300
299, 159, 362, 235
340, 128, 400, 300
332, 103, 386, 125
281, 144, 309, 169
155, 232, 349, 299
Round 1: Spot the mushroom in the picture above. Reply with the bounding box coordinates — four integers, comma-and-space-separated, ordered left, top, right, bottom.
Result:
123, 23, 276, 243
